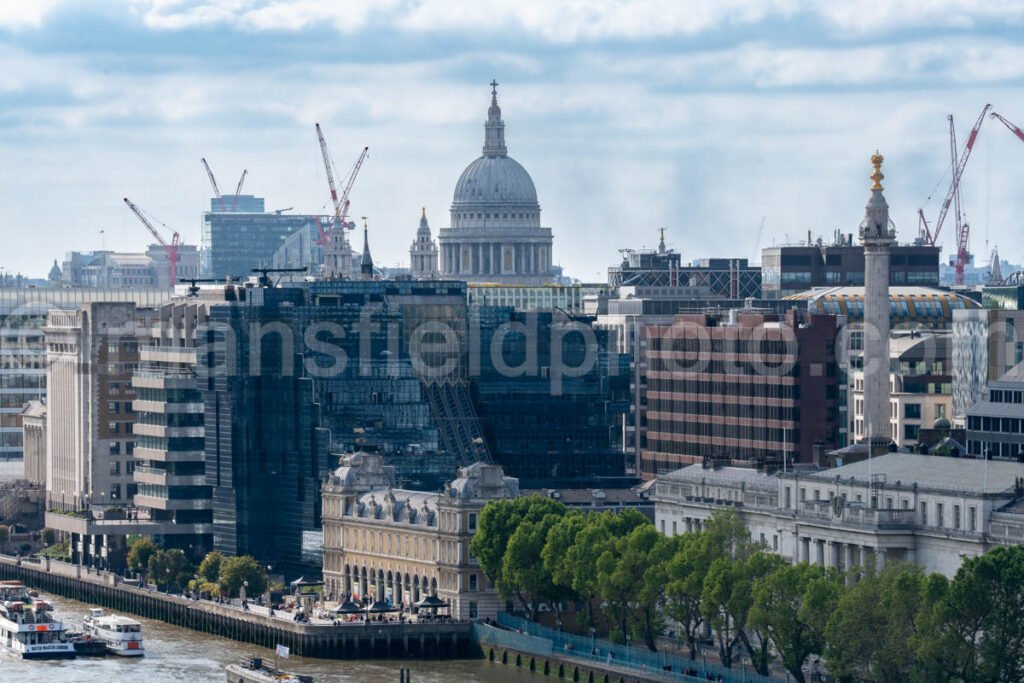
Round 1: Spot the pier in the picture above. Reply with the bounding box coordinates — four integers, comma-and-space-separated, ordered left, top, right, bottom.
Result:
0, 554, 473, 660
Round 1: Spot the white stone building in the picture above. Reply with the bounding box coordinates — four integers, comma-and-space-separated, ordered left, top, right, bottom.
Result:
652, 453, 1024, 578
409, 209, 439, 279
321, 451, 519, 620
437, 82, 555, 284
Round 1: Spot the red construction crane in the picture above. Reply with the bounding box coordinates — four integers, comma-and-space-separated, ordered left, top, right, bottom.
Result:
123, 197, 180, 288
314, 123, 368, 245
917, 104, 991, 254
991, 111, 1024, 144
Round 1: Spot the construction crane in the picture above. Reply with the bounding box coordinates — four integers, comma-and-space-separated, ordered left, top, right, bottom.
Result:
202, 158, 248, 212
752, 216, 766, 263
917, 104, 991, 254
314, 123, 368, 245
991, 111, 1024, 143
201, 158, 222, 198
123, 197, 180, 289
230, 169, 248, 211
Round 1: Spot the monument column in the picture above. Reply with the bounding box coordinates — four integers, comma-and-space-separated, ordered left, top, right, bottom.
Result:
860, 152, 895, 448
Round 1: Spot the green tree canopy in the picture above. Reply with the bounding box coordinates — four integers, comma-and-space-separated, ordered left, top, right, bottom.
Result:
470, 496, 566, 596
503, 512, 566, 619
219, 555, 268, 597
749, 562, 841, 683
198, 550, 225, 584
147, 548, 193, 593
127, 537, 158, 574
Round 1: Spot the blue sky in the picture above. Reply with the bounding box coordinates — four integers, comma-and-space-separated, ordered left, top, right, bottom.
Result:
1, 0, 1023, 280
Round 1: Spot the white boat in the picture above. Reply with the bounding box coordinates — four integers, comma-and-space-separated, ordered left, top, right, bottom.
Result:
0, 581, 77, 660
82, 607, 145, 656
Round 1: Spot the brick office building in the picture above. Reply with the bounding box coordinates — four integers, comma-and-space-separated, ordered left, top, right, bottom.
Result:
639, 309, 840, 478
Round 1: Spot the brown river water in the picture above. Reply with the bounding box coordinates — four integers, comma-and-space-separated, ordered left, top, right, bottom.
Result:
0, 593, 540, 683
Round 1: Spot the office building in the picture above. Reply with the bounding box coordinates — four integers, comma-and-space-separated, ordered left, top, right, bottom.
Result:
61, 248, 200, 290
321, 450, 518, 619
0, 288, 171, 460
848, 332, 952, 446
786, 286, 980, 328
953, 309, 1024, 422
437, 83, 555, 284
761, 236, 939, 299
44, 302, 152, 512
466, 283, 608, 314
652, 453, 1024, 578
965, 362, 1024, 460
639, 309, 840, 478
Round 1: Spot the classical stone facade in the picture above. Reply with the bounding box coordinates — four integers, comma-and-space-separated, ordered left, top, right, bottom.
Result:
652, 453, 1024, 578
321, 451, 519, 620
437, 82, 555, 284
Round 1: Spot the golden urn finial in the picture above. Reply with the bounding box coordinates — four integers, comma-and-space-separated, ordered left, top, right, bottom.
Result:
870, 150, 884, 191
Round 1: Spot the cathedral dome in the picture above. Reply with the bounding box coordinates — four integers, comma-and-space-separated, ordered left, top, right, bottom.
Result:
452, 155, 538, 207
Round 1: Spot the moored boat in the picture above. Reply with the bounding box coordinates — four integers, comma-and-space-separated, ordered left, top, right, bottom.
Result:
82, 608, 144, 656
225, 657, 314, 683
0, 581, 77, 660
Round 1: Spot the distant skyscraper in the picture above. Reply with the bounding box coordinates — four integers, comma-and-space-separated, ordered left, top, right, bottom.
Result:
860, 152, 896, 445
409, 209, 439, 279
437, 82, 555, 284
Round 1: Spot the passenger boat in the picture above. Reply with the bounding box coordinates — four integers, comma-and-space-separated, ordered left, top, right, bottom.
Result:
225, 657, 314, 683
0, 581, 77, 659
82, 608, 144, 656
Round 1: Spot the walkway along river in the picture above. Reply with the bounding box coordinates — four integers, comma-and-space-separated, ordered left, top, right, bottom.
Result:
0, 554, 472, 660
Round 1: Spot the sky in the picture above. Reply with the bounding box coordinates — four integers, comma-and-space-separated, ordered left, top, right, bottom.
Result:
1, 0, 1023, 280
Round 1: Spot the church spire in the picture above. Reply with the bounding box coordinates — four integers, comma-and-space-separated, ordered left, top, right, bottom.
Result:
482, 79, 508, 158
361, 218, 374, 278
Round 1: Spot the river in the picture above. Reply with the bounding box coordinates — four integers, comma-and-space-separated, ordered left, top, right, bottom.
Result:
0, 594, 540, 683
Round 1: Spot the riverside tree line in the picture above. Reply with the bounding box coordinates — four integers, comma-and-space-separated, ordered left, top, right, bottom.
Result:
470, 496, 1024, 683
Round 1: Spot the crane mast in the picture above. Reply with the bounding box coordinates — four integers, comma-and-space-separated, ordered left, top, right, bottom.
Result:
123, 197, 181, 289
315, 123, 343, 228
918, 103, 991, 249
230, 169, 248, 211
990, 112, 1024, 143
201, 158, 222, 199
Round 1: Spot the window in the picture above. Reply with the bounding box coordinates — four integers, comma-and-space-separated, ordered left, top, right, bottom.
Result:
784, 487, 792, 508
109, 441, 120, 455
469, 574, 478, 592
904, 424, 920, 441
110, 460, 120, 476
110, 484, 121, 500
937, 503, 944, 528
108, 401, 120, 414
935, 404, 946, 419
920, 501, 928, 525
905, 403, 921, 419
109, 422, 120, 434
969, 506, 977, 532
469, 601, 478, 619
954, 504, 961, 530
468, 512, 477, 532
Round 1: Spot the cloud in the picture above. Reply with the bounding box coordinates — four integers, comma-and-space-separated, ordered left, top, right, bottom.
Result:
0, 0, 64, 30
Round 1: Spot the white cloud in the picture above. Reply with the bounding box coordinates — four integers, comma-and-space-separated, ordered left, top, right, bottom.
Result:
0, 0, 63, 30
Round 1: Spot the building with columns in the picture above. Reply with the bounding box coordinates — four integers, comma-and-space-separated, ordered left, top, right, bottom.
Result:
410, 209, 439, 279
437, 82, 555, 285
321, 450, 519, 620
860, 152, 897, 446
652, 453, 1024, 578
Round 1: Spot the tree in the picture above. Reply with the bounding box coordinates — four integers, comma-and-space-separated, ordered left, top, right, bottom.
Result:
127, 537, 158, 576
702, 550, 784, 671
0, 524, 9, 550
503, 513, 565, 619
826, 562, 941, 683
542, 508, 650, 628
147, 548, 193, 593
749, 562, 841, 683
219, 555, 268, 597
198, 550, 225, 584
42, 528, 57, 546
665, 530, 718, 659
470, 496, 566, 602
940, 544, 1024, 682
596, 524, 674, 651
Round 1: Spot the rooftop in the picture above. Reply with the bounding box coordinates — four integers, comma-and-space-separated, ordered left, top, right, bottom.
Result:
802, 452, 1024, 495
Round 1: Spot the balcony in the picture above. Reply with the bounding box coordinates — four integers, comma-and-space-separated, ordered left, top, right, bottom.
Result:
133, 466, 206, 487
798, 500, 917, 530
